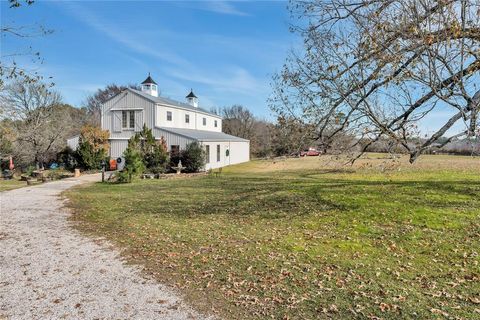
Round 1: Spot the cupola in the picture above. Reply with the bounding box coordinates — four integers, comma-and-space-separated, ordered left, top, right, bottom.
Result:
141, 73, 158, 97
186, 89, 198, 108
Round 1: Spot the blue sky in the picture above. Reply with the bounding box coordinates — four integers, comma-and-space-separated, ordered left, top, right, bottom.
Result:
1, 0, 466, 136
1, 0, 295, 119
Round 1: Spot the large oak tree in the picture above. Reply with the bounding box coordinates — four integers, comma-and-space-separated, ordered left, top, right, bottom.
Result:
272, 0, 480, 162
0, 81, 83, 168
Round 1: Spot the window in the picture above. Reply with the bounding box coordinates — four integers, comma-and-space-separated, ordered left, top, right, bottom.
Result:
122, 110, 135, 129
205, 145, 210, 164
171, 145, 180, 155
167, 111, 172, 121
203, 117, 206, 126
129, 111, 135, 128
214, 120, 218, 128
122, 111, 128, 128
185, 114, 190, 123
216, 144, 220, 162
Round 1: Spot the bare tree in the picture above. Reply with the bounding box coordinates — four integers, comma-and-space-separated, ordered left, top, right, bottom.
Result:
8, 0, 35, 8
221, 105, 256, 139
269, 116, 316, 156
0, 81, 68, 168
220, 105, 275, 157
84, 84, 139, 126
1, 0, 53, 88
272, 0, 480, 162
252, 119, 273, 157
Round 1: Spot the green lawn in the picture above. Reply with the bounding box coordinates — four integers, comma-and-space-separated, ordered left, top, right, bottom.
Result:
66, 155, 480, 319
0, 179, 27, 192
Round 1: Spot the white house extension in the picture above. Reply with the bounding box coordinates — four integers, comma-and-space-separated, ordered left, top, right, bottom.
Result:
94, 74, 249, 170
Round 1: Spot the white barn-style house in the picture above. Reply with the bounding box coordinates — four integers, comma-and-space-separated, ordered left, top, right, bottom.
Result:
91, 74, 249, 170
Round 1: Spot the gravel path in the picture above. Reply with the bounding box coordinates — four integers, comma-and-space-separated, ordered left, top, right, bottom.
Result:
0, 175, 210, 320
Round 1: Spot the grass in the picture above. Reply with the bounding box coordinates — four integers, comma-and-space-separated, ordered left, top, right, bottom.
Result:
0, 179, 28, 192
66, 154, 480, 319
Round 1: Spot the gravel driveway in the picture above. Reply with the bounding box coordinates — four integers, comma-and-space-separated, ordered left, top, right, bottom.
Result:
0, 175, 209, 320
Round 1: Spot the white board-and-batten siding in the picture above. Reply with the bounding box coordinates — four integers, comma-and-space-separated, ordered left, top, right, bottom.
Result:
109, 140, 129, 159
102, 88, 250, 169
103, 91, 145, 158
229, 141, 250, 165
109, 134, 195, 159
102, 91, 152, 139
155, 129, 194, 149
201, 141, 250, 170
103, 91, 194, 158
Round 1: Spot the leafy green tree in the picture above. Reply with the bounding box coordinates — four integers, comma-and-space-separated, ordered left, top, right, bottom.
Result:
143, 139, 169, 174
120, 134, 145, 183
178, 141, 206, 173
118, 126, 169, 182
137, 125, 169, 173
76, 140, 104, 170
75, 125, 109, 170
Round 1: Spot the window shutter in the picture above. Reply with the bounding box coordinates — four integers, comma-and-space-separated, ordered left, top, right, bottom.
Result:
113, 111, 122, 132
134, 111, 144, 132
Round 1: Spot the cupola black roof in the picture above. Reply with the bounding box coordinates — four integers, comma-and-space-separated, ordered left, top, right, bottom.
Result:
186, 89, 197, 99
141, 73, 157, 85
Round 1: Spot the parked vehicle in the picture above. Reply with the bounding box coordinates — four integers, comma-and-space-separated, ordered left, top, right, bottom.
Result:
300, 148, 320, 157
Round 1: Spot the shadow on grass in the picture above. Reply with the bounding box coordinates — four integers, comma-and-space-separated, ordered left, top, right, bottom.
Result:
118, 174, 480, 220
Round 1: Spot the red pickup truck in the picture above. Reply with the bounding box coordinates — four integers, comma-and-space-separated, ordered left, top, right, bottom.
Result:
300, 148, 321, 157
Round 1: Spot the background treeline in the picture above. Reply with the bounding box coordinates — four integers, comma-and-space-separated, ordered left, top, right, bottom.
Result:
0, 82, 153, 171
1, 0, 479, 174
216, 106, 480, 158
0, 81, 91, 170
364, 138, 480, 157
1, 80, 478, 173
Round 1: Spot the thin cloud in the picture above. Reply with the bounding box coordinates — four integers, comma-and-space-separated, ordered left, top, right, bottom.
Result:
202, 1, 250, 16
167, 65, 266, 95
52, 1, 269, 108
58, 83, 105, 93
60, 2, 191, 68
58, 2, 261, 94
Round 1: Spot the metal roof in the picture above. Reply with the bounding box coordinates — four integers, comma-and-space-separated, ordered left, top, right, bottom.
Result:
128, 88, 220, 118
158, 127, 249, 142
